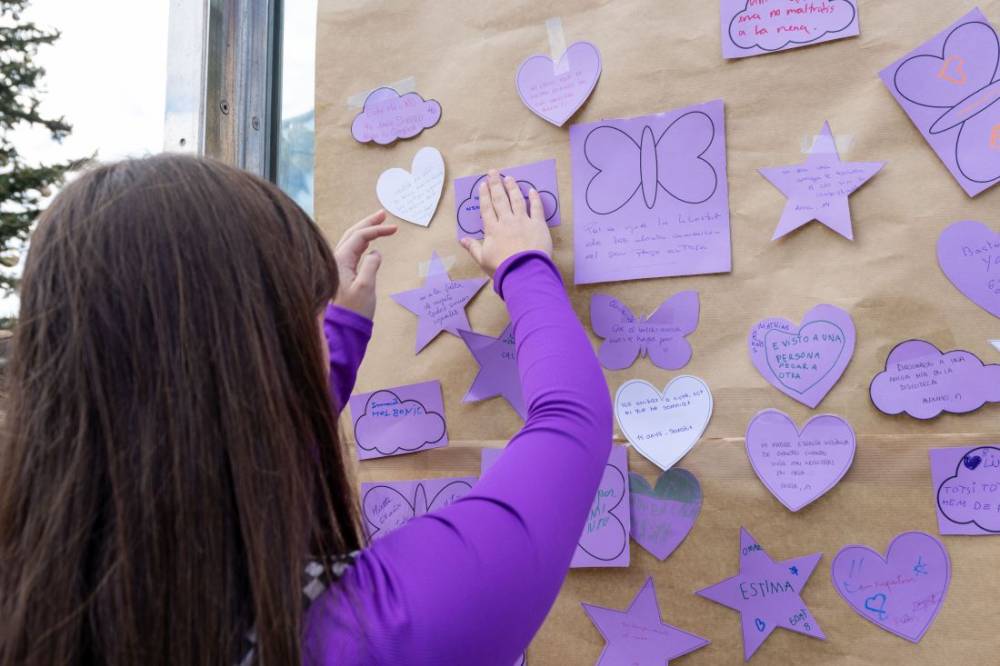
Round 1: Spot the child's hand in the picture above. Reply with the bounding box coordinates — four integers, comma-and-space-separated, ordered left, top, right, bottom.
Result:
460, 170, 553, 276
333, 210, 397, 319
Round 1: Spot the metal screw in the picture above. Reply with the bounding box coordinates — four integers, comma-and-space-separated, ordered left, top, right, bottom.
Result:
251, 116, 260, 131
220, 100, 230, 115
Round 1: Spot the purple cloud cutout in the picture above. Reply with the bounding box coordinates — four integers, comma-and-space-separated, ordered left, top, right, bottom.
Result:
729, 0, 857, 53
457, 174, 557, 237
351, 87, 442, 145
938, 446, 1000, 533
870, 339, 1000, 419
354, 390, 446, 455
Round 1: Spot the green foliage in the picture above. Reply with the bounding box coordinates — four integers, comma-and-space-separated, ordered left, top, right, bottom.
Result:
1, 0, 88, 295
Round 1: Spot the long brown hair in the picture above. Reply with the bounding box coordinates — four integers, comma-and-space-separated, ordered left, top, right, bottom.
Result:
0, 155, 362, 665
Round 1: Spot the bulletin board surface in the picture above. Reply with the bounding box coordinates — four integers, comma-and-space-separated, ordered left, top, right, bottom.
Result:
316, 1, 1000, 663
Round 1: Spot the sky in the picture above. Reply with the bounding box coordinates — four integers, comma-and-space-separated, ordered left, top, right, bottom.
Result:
2, 0, 170, 316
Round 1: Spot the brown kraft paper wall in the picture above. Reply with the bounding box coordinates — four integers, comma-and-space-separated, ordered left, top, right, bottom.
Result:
315, 1, 1000, 663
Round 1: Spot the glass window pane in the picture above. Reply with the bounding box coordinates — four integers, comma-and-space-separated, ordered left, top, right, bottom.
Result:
276, 0, 317, 217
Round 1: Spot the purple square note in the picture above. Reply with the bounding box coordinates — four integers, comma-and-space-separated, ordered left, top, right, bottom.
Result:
482, 445, 630, 568
721, 0, 860, 59
348, 380, 448, 460
570, 100, 732, 285
454, 159, 561, 240
880, 8, 1000, 197
930, 445, 1000, 536
360, 477, 476, 539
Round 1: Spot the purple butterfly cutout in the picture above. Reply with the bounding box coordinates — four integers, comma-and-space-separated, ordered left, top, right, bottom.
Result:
893, 19, 1000, 184
579, 461, 628, 562
590, 292, 700, 370
583, 111, 718, 214
362, 480, 473, 539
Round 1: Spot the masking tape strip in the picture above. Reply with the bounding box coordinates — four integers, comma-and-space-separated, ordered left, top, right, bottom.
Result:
347, 76, 418, 109
546, 17, 569, 74
417, 254, 457, 278
801, 133, 855, 155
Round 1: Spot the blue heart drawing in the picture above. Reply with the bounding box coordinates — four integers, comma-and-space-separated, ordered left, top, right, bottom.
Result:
755, 618, 766, 632
864, 593, 888, 620
964, 454, 983, 470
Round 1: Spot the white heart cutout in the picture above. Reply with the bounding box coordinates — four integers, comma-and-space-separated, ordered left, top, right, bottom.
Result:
614, 376, 713, 471
375, 146, 445, 227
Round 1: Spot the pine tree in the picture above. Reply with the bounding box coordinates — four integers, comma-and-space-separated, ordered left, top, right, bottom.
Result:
1, 0, 87, 295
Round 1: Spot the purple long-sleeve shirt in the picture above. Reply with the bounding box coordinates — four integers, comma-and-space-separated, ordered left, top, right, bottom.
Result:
306, 251, 612, 665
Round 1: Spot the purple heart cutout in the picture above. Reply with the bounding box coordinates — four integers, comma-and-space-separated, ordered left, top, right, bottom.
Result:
515, 41, 601, 127
627, 469, 702, 561
745, 409, 856, 512
937, 220, 1000, 319
749, 304, 856, 408
831, 532, 951, 643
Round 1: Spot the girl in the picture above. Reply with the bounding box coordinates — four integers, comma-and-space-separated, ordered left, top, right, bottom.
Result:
0, 154, 611, 665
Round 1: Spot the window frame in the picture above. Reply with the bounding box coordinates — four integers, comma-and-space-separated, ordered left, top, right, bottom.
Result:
164, 0, 282, 180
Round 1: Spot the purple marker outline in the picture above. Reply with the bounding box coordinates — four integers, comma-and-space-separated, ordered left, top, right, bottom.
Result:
891, 20, 1000, 186
936, 445, 1000, 533
727, 0, 858, 54
582, 111, 719, 215
352, 389, 446, 455
580, 462, 628, 562
830, 531, 951, 643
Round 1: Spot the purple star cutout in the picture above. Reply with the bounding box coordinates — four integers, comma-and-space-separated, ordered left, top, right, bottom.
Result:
759, 122, 884, 241
696, 527, 824, 661
458, 323, 525, 419
583, 577, 709, 665
391, 252, 487, 353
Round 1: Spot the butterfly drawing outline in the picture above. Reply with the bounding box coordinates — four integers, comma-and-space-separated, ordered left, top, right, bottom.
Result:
582, 110, 719, 215
362, 479, 473, 539
892, 19, 1000, 186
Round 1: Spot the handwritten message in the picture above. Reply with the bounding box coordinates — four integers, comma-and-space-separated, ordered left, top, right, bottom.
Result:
832, 532, 951, 642
721, 0, 860, 59
348, 380, 448, 460
591, 292, 699, 370
628, 469, 702, 561
615, 377, 713, 471
361, 477, 475, 539
516, 41, 601, 126
351, 87, 441, 145
697, 528, 824, 660
375, 146, 445, 227
937, 220, 1000, 318
481, 445, 630, 567
745, 410, 855, 512
391, 252, 487, 353
870, 340, 1000, 419
931, 445, 1000, 535
749, 304, 855, 408
569, 100, 732, 284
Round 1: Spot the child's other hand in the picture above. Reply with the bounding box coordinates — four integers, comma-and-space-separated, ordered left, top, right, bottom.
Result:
333, 210, 397, 319
460, 170, 553, 276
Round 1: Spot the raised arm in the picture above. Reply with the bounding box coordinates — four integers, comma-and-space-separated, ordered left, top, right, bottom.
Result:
304, 173, 612, 665
324, 210, 397, 409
